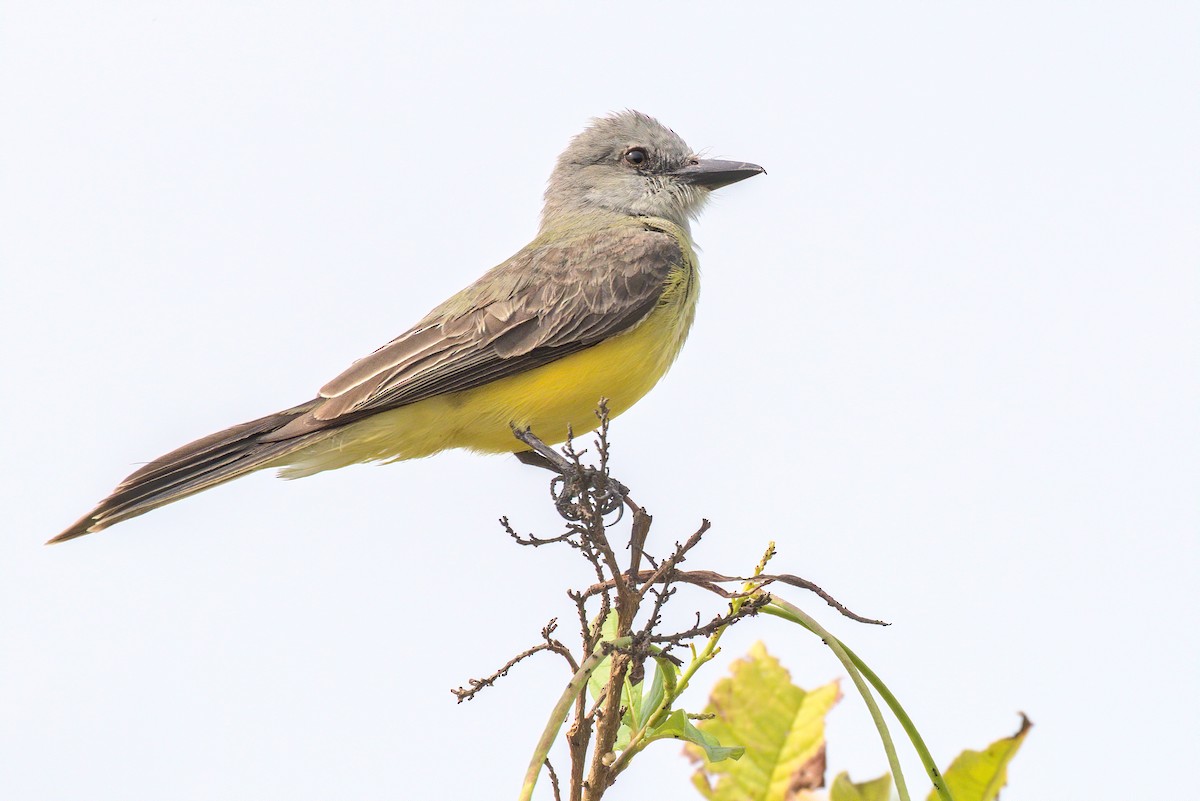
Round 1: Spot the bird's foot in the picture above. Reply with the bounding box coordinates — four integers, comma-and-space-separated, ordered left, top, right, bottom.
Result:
512, 426, 628, 522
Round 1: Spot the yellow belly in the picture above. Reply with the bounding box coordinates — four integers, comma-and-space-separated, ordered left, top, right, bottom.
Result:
279, 266, 697, 478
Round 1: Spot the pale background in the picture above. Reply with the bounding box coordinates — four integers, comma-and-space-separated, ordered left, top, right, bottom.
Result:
2, 3, 1196, 799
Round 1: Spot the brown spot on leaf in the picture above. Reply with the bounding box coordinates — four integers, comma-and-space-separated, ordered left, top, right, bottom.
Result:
787, 743, 827, 798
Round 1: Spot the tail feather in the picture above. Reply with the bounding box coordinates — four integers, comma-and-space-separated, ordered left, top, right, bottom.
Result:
49, 401, 323, 544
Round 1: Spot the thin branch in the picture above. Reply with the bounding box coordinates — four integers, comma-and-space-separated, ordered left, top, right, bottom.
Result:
545, 758, 562, 801
452, 638, 556, 703
646, 595, 769, 645
626, 508, 653, 592
502, 515, 578, 547
576, 568, 885, 626
634, 521, 710, 602
541, 618, 579, 672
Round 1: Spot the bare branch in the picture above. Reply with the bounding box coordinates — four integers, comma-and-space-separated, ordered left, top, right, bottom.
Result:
502, 515, 577, 547
634, 521, 711, 603
578, 568, 887, 626
545, 758, 562, 801
541, 618, 579, 672
451, 649, 549, 703
647, 594, 770, 645
626, 508, 653, 593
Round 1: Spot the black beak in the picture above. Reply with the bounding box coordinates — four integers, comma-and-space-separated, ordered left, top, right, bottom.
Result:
670, 158, 765, 190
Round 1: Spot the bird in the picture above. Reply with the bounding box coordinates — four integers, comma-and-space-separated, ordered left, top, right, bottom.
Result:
50, 110, 763, 543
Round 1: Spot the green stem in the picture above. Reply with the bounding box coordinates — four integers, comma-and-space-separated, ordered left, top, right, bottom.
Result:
834, 639, 954, 801
518, 636, 633, 801
763, 598, 912, 801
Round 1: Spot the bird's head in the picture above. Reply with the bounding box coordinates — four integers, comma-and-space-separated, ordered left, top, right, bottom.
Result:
541, 110, 763, 231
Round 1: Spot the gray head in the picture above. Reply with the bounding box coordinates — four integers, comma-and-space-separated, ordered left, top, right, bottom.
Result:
541, 111, 763, 231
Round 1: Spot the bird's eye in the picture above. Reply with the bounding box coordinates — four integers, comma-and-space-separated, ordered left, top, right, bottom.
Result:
624, 148, 648, 166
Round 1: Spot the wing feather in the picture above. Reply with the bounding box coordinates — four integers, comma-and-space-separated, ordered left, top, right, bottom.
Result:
261, 224, 683, 442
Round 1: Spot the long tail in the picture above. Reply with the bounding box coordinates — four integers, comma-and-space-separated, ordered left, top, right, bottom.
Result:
49, 400, 325, 544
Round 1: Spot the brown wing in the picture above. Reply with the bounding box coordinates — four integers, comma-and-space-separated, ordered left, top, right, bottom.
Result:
262, 223, 684, 441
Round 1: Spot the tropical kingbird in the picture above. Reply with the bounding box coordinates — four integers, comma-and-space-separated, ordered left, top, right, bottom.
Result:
51, 111, 763, 543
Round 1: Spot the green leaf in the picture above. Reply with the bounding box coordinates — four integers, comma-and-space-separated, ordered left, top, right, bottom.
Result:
829, 771, 893, 801
625, 674, 644, 730
653, 709, 745, 763
614, 721, 632, 752
624, 657, 669, 732
686, 642, 841, 801
642, 658, 668, 721
586, 611, 620, 701
928, 715, 1032, 801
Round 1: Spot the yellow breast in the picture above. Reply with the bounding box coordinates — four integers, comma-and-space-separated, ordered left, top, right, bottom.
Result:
444, 260, 699, 453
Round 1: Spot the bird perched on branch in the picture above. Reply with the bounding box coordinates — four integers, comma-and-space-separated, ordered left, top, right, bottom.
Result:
52, 111, 763, 543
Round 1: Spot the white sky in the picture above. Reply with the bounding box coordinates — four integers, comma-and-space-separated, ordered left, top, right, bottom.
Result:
2, 3, 1197, 799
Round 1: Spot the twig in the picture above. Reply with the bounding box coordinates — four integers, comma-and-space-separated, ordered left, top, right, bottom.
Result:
634, 522, 710, 602
452, 636, 557, 703
541, 618, 579, 672
647, 595, 769, 645
626, 508, 653, 592
545, 758, 562, 801
577, 568, 886, 626
502, 515, 578, 547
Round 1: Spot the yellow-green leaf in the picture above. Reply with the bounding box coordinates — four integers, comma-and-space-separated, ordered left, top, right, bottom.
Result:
928, 715, 1032, 801
686, 642, 841, 801
828, 771, 892, 801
